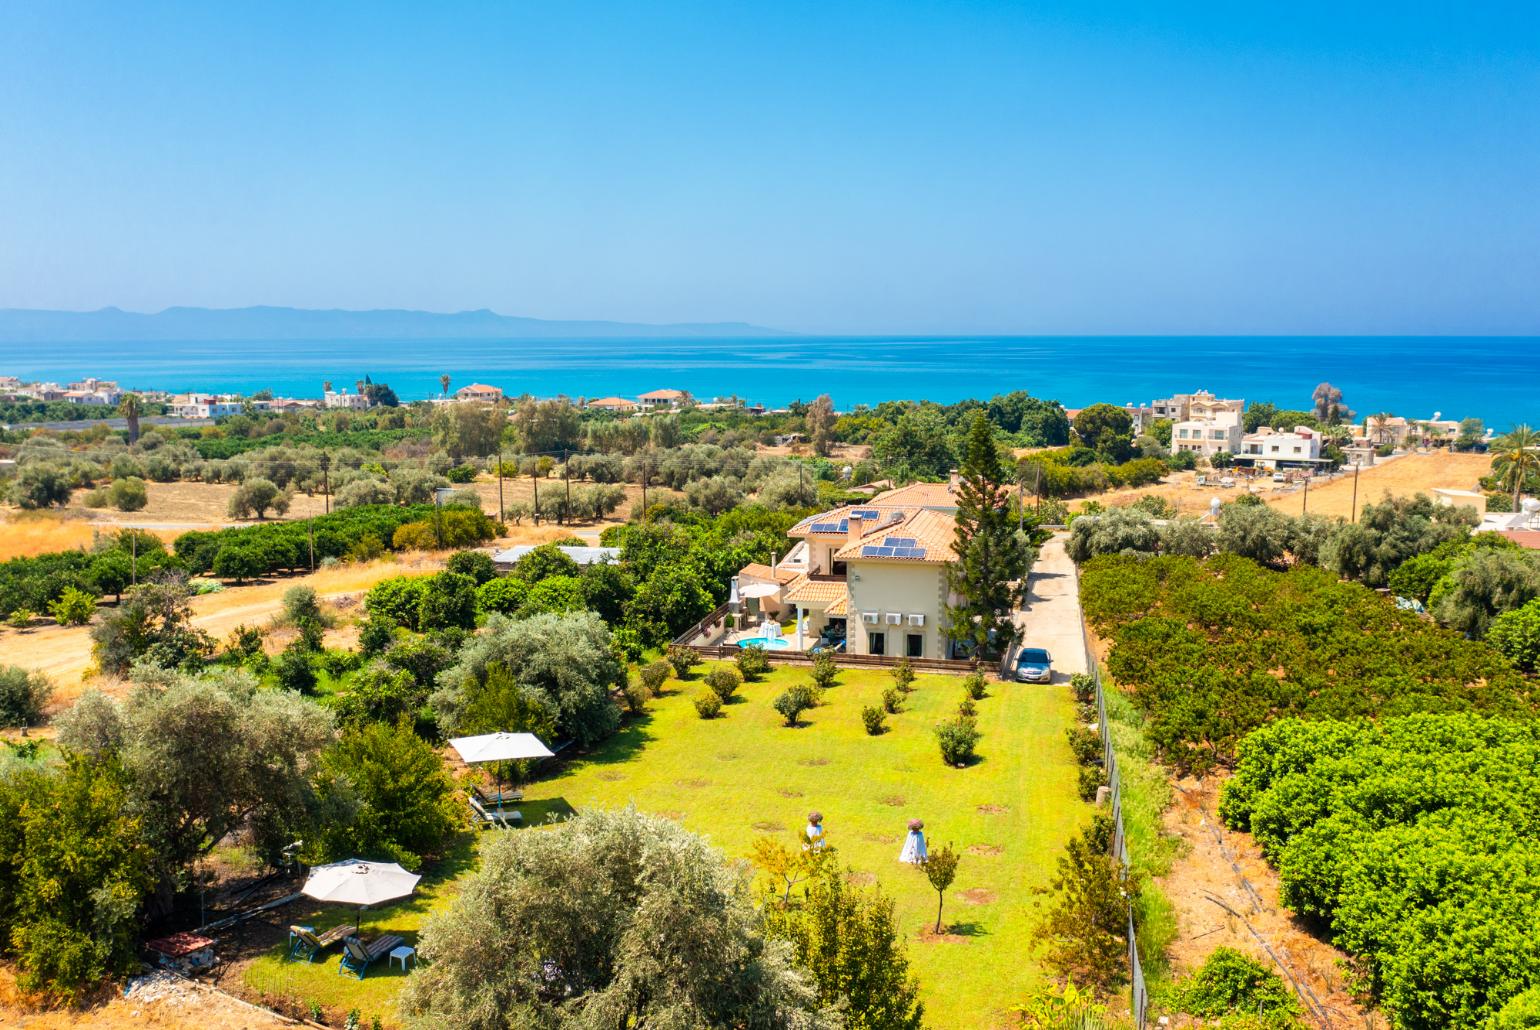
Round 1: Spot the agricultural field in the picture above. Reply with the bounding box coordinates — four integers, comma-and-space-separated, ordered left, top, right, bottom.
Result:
233, 662, 1087, 1029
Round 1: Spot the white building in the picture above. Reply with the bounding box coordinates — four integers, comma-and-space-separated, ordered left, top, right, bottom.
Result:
1236, 426, 1325, 469
1171, 409, 1243, 459
169, 394, 243, 419
323, 389, 371, 410
637, 388, 689, 411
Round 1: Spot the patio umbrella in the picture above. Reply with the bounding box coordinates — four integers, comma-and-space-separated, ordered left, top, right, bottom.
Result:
450, 731, 555, 799
739, 581, 782, 599
302, 858, 420, 931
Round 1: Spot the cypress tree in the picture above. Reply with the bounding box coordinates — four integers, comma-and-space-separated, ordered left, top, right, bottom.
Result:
945, 411, 1028, 658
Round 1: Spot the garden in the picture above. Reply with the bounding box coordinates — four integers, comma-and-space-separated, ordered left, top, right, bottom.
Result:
238, 661, 1086, 1028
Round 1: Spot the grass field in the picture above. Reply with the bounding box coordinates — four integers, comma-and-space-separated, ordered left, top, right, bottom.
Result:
241, 662, 1086, 1028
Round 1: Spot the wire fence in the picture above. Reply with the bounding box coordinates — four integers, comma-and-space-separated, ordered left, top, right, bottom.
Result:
1081, 615, 1149, 1029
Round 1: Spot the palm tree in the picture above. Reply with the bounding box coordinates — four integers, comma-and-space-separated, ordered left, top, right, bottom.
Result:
1492, 424, 1539, 510
1369, 412, 1395, 448
119, 393, 142, 445
323, 380, 333, 394
440, 374, 451, 399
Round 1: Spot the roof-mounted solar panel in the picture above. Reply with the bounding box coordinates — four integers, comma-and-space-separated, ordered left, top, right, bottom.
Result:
884, 536, 917, 547
859, 545, 896, 558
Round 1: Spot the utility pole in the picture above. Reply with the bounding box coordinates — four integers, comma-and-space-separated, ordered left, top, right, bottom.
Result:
1350, 463, 1361, 523
564, 448, 572, 524
321, 454, 331, 515
1301, 476, 1309, 515
497, 452, 505, 524
1017, 473, 1024, 533
532, 461, 540, 525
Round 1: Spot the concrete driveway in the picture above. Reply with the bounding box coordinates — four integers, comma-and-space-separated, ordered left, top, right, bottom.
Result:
1011, 533, 1087, 682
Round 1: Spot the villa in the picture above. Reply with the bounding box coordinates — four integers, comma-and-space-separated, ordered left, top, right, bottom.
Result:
730, 501, 962, 659
322, 388, 371, 410
1171, 408, 1243, 459
1234, 425, 1327, 470
1133, 389, 1243, 429
586, 396, 638, 413
455, 383, 504, 402
637, 388, 689, 411
169, 393, 244, 419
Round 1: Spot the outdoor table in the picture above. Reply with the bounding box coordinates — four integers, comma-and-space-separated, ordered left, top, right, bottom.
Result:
389, 944, 417, 971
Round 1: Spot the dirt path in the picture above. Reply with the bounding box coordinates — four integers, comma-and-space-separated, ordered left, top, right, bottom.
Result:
2, 555, 449, 712
1264, 450, 1490, 520
1159, 777, 1380, 1028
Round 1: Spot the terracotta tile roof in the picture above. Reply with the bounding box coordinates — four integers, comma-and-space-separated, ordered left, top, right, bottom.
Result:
639, 389, 686, 400
1497, 530, 1540, 550
784, 576, 850, 609
789, 506, 911, 537
738, 562, 800, 584
588, 396, 636, 409
833, 507, 956, 563
825, 594, 850, 616
870, 481, 957, 508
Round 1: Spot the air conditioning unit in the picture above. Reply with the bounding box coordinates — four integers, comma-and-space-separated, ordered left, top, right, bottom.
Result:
861, 611, 880, 625
908, 613, 926, 626
885, 612, 903, 625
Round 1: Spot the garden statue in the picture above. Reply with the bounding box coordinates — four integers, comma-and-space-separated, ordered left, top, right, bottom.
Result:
899, 818, 927, 864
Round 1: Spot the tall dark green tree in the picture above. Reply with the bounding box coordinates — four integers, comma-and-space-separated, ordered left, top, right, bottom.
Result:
945, 412, 1028, 658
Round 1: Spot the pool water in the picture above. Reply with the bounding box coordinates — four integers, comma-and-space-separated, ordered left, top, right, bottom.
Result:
737, 637, 792, 650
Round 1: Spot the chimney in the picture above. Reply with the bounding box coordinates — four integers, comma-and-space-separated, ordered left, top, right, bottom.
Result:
846, 510, 865, 546
948, 470, 961, 496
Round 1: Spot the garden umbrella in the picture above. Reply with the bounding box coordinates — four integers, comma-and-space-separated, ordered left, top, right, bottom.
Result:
302, 858, 420, 931
450, 731, 555, 801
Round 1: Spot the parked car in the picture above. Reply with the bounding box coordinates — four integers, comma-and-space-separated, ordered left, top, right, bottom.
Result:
1271, 471, 1287, 482
1013, 646, 1053, 683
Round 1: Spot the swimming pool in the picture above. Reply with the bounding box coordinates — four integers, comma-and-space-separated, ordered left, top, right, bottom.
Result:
737, 637, 792, 650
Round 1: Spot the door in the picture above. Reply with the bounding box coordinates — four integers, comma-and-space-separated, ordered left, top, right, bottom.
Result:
906, 633, 923, 658
869, 631, 886, 656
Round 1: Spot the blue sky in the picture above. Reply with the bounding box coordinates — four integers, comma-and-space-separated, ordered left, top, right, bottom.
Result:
1, 1, 1537, 334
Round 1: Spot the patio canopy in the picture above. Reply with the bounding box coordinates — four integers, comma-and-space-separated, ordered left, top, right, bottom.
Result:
449, 731, 555, 766
303, 859, 421, 908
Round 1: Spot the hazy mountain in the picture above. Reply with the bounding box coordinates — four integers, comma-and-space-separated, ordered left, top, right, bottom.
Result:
0, 306, 791, 341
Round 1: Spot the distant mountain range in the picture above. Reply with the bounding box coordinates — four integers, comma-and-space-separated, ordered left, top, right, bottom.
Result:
0, 306, 791, 342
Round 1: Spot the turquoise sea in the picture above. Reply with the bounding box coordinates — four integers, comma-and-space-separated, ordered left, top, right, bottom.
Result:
1, 336, 1536, 430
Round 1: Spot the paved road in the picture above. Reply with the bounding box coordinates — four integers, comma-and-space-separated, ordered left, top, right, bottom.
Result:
1014, 533, 1087, 681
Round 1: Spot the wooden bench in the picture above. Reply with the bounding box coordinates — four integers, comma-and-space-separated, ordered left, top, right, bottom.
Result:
339, 934, 404, 979
288, 923, 358, 962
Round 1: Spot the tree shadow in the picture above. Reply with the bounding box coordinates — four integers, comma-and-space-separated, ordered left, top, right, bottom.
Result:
518, 797, 577, 825
946, 920, 989, 937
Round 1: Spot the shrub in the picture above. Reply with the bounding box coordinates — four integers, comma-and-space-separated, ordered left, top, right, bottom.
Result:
1174, 947, 1299, 1024
704, 666, 742, 704
1489, 598, 1540, 672
1066, 725, 1101, 766
365, 576, 432, 630
736, 645, 771, 680
639, 661, 671, 696
890, 658, 916, 692
1069, 672, 1095, 704
936, 716, 980, 765
48, 586, 97, 627
1076, 766, 1106, 801
773, 685, 816, 726
666, 644, 701, 678
475, 576, 529, 617
861, 705, 886, 735
0, 665, 53, 726
445, 548, 496, 585
962, 670, 986, 700
228, 477, 289, 519
957, 698, 977, 718
274, 640, 318, 694
418, 571, 478, 631
881, 687, 902, 714
1032, 814, 1133, 991
621, 682, 649, 715
810, 651, 838, 690
694, 692, 722, 719
107, 476, 149, 512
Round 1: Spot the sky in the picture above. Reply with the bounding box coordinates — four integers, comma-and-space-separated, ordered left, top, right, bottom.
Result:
1, 1, 1537, 335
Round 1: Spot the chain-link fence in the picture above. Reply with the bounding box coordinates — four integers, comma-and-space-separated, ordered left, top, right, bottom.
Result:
1083, 617, 1148, 1029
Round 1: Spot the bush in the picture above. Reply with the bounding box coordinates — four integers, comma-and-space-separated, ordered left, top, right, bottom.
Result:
445, 549, 496, 585
621, 682, 649, 715
773, 685, 816, 726
1173, 947, 1299, 1024
639, 661, 671, 696
274, 640, 318, 694
0, 665, 53, 726
736, 646, 771, 681
1076, 766, 1106, 801
704, 666, 741, 704
881, 687, 902, 714
418, 571, 478, 631
962, 671, 986, 700
475, 576, 529, 617
861, 705, 886, 735
957, 698, 977, 718
694, 692, 722, 719
936, 716, 980, 765
365, 576, 432, 630
890, 658, 916, 692
227, 477, 289, 519
1069, 672, 1095, 704
810, 651, 838, 690
1489, 598, 1540, 672
106, 476, 148, 511
47, 586, 97, 627
666, 644, 700, 678
1066, 725, 1101, 766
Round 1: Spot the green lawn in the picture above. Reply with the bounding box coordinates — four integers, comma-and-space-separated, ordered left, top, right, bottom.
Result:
244, 662, 1086, 1028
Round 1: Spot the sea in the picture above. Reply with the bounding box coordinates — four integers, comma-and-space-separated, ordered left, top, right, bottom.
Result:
2, 335, 1536, 430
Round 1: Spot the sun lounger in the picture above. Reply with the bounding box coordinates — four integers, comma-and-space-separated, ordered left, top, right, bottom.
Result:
339, 934, 405, 979
473, 784, 524, 807
470, 795, 521, 828
288, 923, 358, 961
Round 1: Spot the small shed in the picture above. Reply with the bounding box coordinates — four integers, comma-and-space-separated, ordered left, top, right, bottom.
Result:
145, 932, 216, 973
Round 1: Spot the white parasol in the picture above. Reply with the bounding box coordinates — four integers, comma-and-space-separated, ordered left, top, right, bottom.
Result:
449, 732, 555, 766
739, 581, 782, 599
303, 858, 420, 928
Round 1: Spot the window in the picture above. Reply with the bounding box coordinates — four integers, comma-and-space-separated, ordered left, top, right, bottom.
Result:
906, 633, 923, 658
869, 632, 886, 656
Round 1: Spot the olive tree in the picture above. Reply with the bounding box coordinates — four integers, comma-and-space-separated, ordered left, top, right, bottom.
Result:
399, 808, 833, 1030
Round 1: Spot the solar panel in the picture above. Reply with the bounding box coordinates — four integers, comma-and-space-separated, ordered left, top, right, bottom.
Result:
853, 509, 879, 519
892, 546, 928, 559
859, 545, 896, 557
884, 536, 917, 547
810, 522, 840, 533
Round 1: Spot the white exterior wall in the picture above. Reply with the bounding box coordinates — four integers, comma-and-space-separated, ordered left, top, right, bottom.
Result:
1170, 415, 1242, 457
844, 561, 949, 658
1240, 429, 1322, 467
